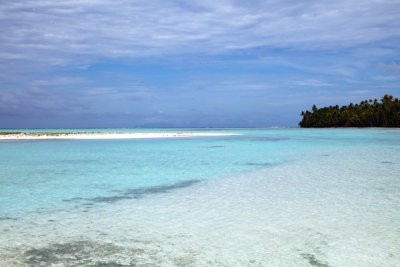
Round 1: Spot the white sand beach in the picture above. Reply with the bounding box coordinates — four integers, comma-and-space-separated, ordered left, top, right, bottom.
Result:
0, 132, 240, 141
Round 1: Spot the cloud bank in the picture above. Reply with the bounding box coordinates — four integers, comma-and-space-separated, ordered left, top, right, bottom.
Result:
0, 0, 399, 127
1, 0, 399, 64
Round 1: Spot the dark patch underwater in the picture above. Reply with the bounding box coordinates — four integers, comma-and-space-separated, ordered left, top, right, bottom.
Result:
0, 217, 17, 222
251, 137, 288, 142
301, 253, 329, 267
23, 240, 144, 266
244, 162, 272, 166
64, 179, 201, 205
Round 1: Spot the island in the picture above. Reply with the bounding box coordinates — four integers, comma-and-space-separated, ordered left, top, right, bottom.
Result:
299, 94, 400, 127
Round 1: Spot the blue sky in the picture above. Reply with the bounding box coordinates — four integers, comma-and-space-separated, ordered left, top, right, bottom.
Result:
0, 0, 399, 128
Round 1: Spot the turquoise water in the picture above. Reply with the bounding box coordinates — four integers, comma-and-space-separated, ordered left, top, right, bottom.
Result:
1, 129, 296, 218
1, 128, 399, 266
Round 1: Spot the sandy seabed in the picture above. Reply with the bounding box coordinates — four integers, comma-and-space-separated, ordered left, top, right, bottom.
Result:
1, 148, 399, 266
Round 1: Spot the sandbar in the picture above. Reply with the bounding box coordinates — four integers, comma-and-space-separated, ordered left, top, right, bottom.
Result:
0, 132, 241, 141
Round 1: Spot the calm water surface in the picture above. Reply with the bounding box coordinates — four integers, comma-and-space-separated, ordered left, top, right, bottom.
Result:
0, 128, 399, 266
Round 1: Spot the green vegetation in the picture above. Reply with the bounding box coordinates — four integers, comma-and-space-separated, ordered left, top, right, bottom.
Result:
29, 132, 74, 136
0, 132, 22, 135
0, 132, 96, 136
299, 94, 400, 128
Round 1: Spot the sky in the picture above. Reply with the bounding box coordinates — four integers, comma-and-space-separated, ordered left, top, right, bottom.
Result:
0, 0, 400, 128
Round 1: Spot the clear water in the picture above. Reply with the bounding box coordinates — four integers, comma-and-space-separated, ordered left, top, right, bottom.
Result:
0, 128, 399, 266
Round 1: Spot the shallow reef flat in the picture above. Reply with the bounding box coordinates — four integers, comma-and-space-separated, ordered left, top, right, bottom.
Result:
1, 147, 400, 266
1, 129, 399, 266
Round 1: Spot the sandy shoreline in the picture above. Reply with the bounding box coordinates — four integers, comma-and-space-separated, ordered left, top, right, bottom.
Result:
0, 132, 240, 141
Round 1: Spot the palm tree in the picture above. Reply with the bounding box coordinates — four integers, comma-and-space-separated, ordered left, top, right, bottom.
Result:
299, 95, 400, 127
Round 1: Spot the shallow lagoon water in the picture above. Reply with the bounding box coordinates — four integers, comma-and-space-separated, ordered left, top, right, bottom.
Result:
0, 128, 399, 266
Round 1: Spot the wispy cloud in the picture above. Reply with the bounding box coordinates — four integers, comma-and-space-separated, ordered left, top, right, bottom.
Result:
378, 62, 400, 74
0, 0, 399, 127
296, 79, 333, 87
1, 0, 399, 65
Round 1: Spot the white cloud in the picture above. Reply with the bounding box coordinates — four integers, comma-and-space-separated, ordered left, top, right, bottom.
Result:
350, 90, 372, 94
0, 0, 399, 65
0, 0, 399, 123
297, 79, 333, 87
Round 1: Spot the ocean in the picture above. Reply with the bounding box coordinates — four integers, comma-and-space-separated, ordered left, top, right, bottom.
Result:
0, 128, 399, 266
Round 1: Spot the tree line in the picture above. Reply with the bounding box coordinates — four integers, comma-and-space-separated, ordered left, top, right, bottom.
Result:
299, 95, 400, 127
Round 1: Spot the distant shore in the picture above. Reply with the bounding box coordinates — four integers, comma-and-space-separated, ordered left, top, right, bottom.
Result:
0, 132, 240, 141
